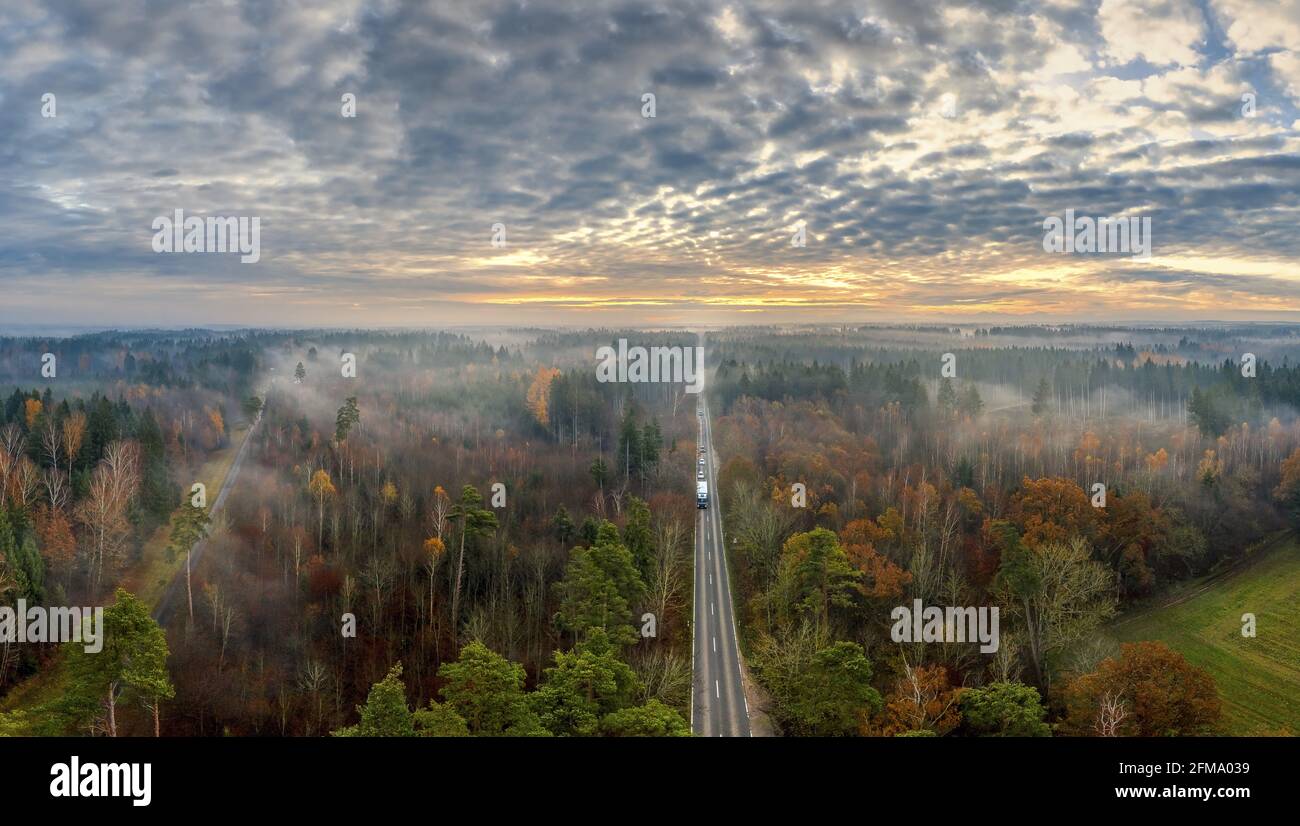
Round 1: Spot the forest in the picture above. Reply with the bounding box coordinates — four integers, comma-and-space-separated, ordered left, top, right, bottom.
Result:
0, 329, 697, 737
0, 324, 1297, 737
706, 326, 1300, 736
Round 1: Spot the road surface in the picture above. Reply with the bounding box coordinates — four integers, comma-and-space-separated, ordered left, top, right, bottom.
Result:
155, 378, 272, 623
692, 392, 751, 737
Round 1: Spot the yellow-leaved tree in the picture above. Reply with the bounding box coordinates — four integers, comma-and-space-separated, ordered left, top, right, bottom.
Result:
308, 469, 336, 546
525, 366, 561, 429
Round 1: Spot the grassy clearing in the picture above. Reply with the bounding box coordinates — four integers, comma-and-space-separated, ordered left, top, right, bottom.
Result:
118, 425, 246, 607
0, 425, 248, 729
1110, 534, 1300, 735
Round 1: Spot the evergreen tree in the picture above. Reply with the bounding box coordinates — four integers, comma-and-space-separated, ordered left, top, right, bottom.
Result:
438, 642, 546, 736
556, 522, 647, 646
332, 662, 472, 737
1031, 376, 1051, 416
937, 377, 958, 416
578, 517, 600, 547
447, 485, 498, 627
86, 395, 118, 464
551, 505, 576, 545
640, 420, 662, 470
1188, 387, 1229, 437
960, 383, 984, 418
62, 589, 172, 737
414, 701, 470, 737
622, 497, 655, 576
781, 528, 859, 631
601, 699, 691, 736
0, 507, 15, 572
333, 663, 415, 737
589, 457, 608, 490
334, 396, 360, 443
531, 629, 641, 736
959, 682, 1051, 737
955, 456, 975, 489
136, 409, 175, 525
784, 641, 883, 736
617, 408, 642, 477
0, 512, 43, 604
167, 501, 211, 622
13, 533, 45, 605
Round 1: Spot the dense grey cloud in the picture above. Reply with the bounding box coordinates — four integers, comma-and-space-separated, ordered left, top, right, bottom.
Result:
0, 0, 1297, 327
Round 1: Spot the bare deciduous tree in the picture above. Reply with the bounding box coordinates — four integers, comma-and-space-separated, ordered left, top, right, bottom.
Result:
76, 441, 140, 594
40, 416, 61, 471
11, 456, 38, 513
649, 517, 687, 635
42, 467, 69, 513
1095, 690, 1130, 737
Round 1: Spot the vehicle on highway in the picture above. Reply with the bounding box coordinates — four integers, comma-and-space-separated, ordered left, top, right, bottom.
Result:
696, 480, 709, 509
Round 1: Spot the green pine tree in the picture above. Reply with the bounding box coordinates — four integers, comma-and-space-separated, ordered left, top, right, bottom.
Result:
960, 382, 984, 418
589, 457, 609, 490
62, 589, 172, 737
1031, 377, 1051, 416
938, 377, 958, 416
785, 641, 883, 736
448, 485, 498, 628
556, 522, 647, 646
551, 505, 576, 545
622, 497, 654, 577
167, 501, 211, 623
438, 642, 547, 736
334, 396, 360, 443
532, 629, 641, 736
414, 701, 470, 737
617, 409, 642, 478
601, 699, 691, 736
959, 682, 1051, 737
333, 663, 415, 737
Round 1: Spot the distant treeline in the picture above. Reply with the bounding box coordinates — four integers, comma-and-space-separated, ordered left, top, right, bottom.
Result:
711, 348, 1300, 434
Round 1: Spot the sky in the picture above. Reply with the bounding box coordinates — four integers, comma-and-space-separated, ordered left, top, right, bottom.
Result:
1, 0, 1299, 329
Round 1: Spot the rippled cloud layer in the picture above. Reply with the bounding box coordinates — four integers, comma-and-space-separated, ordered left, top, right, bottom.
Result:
2, 0, 1298, 326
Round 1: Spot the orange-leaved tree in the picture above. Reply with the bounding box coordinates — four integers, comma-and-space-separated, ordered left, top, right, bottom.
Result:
1062, 641, 1221, 736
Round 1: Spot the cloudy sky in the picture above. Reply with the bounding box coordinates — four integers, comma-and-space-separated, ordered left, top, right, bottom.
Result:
2, 0, 1299, 328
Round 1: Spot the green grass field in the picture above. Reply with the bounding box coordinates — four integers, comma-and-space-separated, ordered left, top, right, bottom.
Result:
1110, 534, 1300, 735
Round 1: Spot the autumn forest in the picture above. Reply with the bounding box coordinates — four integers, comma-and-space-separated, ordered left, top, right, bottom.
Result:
1, 324, 1298, 740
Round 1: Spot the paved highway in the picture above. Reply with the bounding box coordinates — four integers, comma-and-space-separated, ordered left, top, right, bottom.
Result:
692, 392, 751, 737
